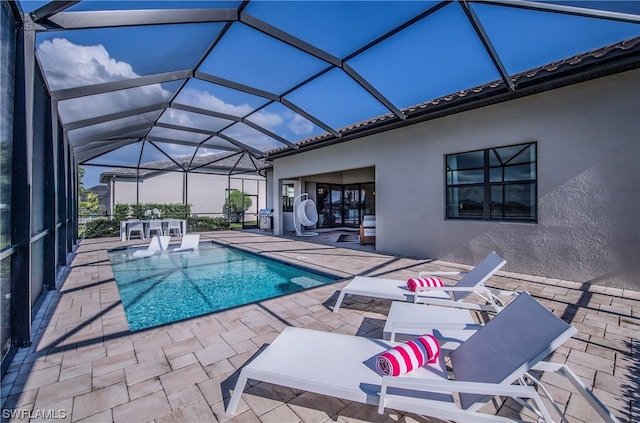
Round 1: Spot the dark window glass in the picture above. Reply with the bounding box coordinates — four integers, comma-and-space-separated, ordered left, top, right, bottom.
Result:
330, 186, 342, 225
503, 183, 536, 220
360, 183, 375, 216
448, 186, 485, 219
316, 184, 332, 228
316, 182, 375, 228
448, 168, 485, 185
343, 185, 360, 226
504, 163, 535, 182
447, 151, 484, 185
282, 183, 294, 212
448, 150, 484, 169
447, 142, 536, 222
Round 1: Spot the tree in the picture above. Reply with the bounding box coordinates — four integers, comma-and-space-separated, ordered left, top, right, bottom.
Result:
223, 190, 252, 223
78, 166, 99, 216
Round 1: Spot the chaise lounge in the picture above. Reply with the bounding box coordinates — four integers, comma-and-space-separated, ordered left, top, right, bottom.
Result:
333, 251, 508, 313
131, 235, 170, 258
171, 234, 200, 253
226, 292, 619, 422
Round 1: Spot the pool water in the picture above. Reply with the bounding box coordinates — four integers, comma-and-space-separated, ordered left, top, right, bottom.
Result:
108, 242, 336, 331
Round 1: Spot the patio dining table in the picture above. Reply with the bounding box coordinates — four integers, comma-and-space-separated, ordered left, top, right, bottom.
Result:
120, 219, 187, 241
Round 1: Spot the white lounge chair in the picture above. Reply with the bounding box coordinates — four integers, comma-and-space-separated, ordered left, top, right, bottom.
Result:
333, 251, 508, 313
171, 234, 200, 253
131, 235, 170, 258
226, 292, 619, 423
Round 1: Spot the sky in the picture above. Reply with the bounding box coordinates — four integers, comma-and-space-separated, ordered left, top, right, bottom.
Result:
18, 1, 640, 188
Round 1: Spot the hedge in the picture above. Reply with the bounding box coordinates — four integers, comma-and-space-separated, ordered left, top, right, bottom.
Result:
117, 203, 192, 220
82, 207, 230, 238
188, 216, 229, 232
84, 218, 120, 238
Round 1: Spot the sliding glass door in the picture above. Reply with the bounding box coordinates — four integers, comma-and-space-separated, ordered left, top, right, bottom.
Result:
343, 185, 360, 226
316, 183, 375, 228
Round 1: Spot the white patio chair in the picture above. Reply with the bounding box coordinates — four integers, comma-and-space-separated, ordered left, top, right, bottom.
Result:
171, 234, 200, 253
166, 219, 182, 237
127, 220, 145, 240
333, 251, 508, 313
226, 292, 619, 423
131, 235, 170, 258
146, 219, 164, 238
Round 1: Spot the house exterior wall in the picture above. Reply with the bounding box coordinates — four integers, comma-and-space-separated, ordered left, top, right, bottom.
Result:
272, 69, 640, 289
109, 172, 266, 217
111, 173, 183, 207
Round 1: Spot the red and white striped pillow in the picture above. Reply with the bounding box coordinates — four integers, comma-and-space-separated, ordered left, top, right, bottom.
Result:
376, 334, 441, 376
407, 277, 444, 292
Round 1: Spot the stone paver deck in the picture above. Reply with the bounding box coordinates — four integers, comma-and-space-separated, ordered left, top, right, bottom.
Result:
1, 231, 638, 422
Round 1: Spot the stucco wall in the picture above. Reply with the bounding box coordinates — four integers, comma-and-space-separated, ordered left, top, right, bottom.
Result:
111, 173, 183, 206
111, 173, 266, 217
272, 69, 640, 289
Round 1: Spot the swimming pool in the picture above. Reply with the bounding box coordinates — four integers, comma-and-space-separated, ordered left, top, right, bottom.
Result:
108, 242, 337, 331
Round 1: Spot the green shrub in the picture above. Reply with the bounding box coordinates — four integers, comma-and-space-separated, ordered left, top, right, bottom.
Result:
188, 216, 229, 232
84, 218, 120, 238
115, 203, 192, 220
222, 190, 252, 223
114, 203, 129, 221
160, 203, 191, 219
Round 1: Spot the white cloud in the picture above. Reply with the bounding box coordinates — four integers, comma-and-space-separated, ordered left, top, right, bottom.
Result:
287, 113, 314, 135
248, 110, 284, 131
160, 107, 232, 132
223, 124, 280, 151
58, 85, 171, 123
38, 38, 138, 89
248, 108, 314, 139
39, 37, 312, 157
165, 108, 195, 127
41, 38, 172, 123
178, 88, 254, 117
147, 126, 205, 143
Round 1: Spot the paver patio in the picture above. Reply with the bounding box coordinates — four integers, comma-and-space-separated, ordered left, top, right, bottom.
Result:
1, 231, 638, 422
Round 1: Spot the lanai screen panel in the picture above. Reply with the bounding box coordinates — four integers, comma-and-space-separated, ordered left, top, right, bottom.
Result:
58, 81, 181, 124
17, 0, 640, 184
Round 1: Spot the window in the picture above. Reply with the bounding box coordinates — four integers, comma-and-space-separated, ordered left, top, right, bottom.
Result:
282, 183, 294, 212
446, 142, 537, 222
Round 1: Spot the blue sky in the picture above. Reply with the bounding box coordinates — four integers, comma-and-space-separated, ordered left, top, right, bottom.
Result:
19, 1, 640, 187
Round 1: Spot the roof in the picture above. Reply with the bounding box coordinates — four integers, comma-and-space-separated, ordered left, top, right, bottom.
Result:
87, 185, 109, 195
13, 1, 640, 180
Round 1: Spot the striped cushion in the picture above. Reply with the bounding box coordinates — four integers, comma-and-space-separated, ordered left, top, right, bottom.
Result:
376, 335, 441, 376
407, 277, 444, 292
